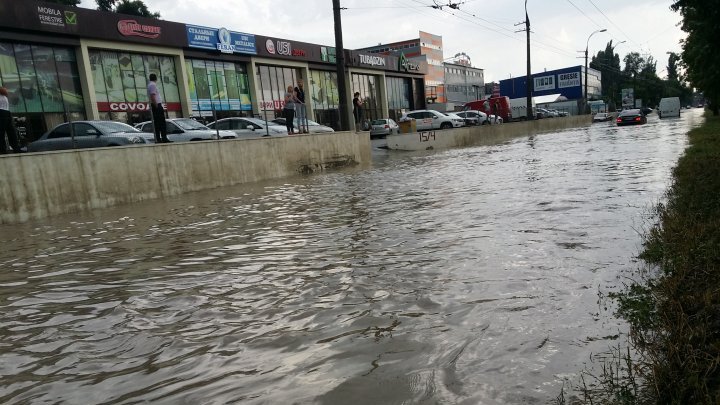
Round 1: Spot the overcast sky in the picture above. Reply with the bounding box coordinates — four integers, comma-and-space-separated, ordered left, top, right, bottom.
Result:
78, 0, 685, 83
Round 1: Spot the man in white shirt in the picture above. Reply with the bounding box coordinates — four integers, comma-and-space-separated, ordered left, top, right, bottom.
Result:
147, 74, 170, 143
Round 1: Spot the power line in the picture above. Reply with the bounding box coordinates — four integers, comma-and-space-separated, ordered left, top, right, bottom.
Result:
565, 0, 603, 29
584, 0, 638, 46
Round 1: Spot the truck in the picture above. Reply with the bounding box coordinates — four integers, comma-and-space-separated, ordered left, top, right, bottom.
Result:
463, 96, 512, 122
508, 97, 536, 120
658, 97, 681, 118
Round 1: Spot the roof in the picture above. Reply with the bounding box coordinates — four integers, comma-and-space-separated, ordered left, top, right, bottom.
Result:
533, 94, 566, 104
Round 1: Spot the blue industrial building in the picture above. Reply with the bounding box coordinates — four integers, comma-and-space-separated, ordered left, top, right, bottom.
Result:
499, 65, 601, 101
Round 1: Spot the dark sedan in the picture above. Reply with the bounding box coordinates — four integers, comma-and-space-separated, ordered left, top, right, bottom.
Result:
27, 121, 153, 152
616, 109, 647, 126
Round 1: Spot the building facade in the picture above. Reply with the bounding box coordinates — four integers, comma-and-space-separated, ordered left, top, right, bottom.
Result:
359, 31, 443, 107
498, 66, 602, 102
0, 0, 426, 140
443, 62, 484, 107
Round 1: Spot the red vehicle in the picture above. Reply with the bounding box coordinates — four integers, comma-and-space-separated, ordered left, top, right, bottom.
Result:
463, 96, 512, 122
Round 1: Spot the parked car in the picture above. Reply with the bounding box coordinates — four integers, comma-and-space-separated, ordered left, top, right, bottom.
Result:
551, 109, 568, 117
455, 110, 485, 125
27, 121, 153, 152
616, 109, 647, 126
207, 117, 287, 138
536, 108, 555, 118
135, 118, 236, 141
444, 112, 467, 127
401, 109, 462, 130
270, 118, 335, 133
369, 118, 399, 138
592, 112, 613, 122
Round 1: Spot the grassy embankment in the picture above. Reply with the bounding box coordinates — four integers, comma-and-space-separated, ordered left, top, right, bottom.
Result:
559, 113, 720, 404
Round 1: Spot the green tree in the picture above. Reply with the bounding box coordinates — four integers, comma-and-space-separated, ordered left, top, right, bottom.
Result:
590, 41, 625, 109
43, 0, 82, 5
95, 0, 160, 18
114, 0, 160, 18
671, 0, 720, 115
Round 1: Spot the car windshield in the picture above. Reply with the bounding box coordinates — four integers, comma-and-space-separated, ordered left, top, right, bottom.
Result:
93, 121, 139, 133
244, 117, 279, 127
371, 119, 387, 125
174, 119, 209, 130
620, 109, 641, 116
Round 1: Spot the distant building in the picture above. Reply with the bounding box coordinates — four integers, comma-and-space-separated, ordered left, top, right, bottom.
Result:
444, 62, 484, 107
359, 31, 445, 107
499, 65, 602, 103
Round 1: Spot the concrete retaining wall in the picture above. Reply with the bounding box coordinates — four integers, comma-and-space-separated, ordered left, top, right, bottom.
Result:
386, 115, 591, 151
0, 132, 370, 224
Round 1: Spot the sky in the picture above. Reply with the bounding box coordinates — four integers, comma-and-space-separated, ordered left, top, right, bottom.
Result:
78, 0, 685, 83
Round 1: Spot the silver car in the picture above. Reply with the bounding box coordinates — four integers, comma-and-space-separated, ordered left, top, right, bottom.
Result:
27, 121, 152, 152
271, 118, 335, 133
135, 118, 236, 141
207, 117, 287, 138
369, 118, 399, 138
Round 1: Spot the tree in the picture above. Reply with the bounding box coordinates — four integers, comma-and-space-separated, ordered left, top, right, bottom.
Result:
671, 0, 720, 115
114, 0, 160, 18
590, 41, 624, 109
43, 0, 82, 5
95, 0, 160, 18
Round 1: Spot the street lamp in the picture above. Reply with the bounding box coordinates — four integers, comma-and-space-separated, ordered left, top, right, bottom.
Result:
584, 28, 607, 114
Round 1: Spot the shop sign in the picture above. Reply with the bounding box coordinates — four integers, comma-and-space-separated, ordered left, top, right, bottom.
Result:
37, 5, 68, 28
359, 54, 386, 67
398, 53, 420, 72
186, 25, 256, 55
265, 38, 307, 57
97, 102, 182, 112
558, 71, 581, 88
118, 19, 161, 39
534, 75, 555, 91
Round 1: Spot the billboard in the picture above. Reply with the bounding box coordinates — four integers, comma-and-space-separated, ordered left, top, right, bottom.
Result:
534, 75, 555, 91
622, 88, 634, 108
186, 25, 256, 55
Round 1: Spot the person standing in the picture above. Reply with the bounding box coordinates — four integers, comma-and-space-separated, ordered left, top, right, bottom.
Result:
283, 85, 298, 135
147, 73, 170, 143
0, 87, 20, 154
352, 92, 363, 132
294, 80, 308, 133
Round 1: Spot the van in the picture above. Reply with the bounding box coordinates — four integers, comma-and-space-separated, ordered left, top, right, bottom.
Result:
658, 97, 681, 118
463, 96, 512, 122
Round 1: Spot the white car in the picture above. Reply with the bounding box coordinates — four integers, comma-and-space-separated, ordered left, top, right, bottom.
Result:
135, 118, 236, 141
444, 112, 467, 127
207, 117, 287, 138
455, 110, 503, 125
401, 109, 462, 131
271, 118, 335, 134
369, 118, 399, 138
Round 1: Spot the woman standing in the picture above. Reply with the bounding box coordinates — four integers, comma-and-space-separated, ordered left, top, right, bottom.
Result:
0, 87, 20, 154
283, 85, 298, 135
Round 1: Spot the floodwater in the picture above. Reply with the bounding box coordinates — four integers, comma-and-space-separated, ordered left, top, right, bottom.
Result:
0, 109, 704, 404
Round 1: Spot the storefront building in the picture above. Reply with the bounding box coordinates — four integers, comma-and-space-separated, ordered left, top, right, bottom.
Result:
0, 0, 426, 140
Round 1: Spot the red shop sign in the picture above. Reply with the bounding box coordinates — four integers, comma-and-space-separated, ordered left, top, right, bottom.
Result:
117, 19, 162, 39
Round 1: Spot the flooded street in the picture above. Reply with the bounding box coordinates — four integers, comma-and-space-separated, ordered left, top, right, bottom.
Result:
0, 110, 703, 404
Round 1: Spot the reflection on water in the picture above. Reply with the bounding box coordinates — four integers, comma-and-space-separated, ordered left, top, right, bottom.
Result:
0, 111, 702, 404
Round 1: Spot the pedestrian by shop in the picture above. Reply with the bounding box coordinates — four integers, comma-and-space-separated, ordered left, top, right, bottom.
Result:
0, 87, 20, 154
147, 74, 170, 143
283, 85, 298, 134
353, 92, 363, 131
295, 79, 308, 133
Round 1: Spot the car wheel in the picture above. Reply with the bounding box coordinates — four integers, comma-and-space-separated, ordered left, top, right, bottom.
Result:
481, 121, 489, 125
440, 122, 452, 130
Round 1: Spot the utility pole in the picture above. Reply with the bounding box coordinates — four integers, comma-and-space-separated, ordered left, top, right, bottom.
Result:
516, 0, 533, 120
332, 0, 349, 131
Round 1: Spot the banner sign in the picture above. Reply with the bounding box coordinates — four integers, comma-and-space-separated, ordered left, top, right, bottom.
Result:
186, 25, 256, 55
534, 75, 555, 91
622, 88, 635, 108
558, 71, 581, 88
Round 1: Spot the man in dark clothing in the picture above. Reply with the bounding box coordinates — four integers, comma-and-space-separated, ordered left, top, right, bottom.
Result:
147, 73, 170, 143
294, 80, 308, 133
353, 92, 363, 132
